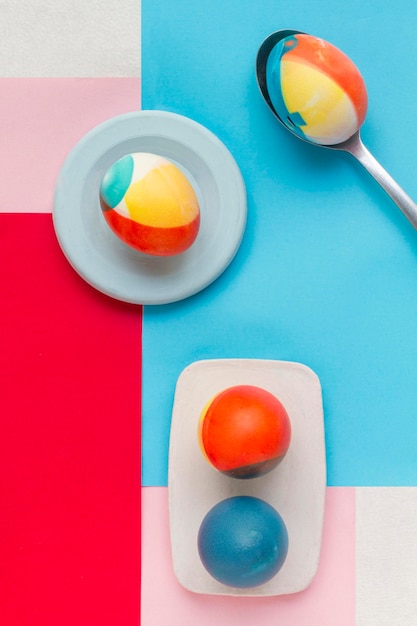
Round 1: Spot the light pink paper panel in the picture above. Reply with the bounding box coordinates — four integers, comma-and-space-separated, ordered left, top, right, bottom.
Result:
0, 78, 140, 213
141, 486, 356, 626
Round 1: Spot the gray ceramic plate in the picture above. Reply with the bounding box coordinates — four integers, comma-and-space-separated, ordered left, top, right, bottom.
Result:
53, 111, 247, 305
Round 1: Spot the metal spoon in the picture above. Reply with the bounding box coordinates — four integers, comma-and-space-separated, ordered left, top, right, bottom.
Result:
256, 29, 417, 230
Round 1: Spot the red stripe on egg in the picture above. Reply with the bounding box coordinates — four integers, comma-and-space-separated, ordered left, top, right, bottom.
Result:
104, 208, 200, 256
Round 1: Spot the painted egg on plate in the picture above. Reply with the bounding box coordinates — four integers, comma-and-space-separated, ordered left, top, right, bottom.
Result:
99, 152, 200, 256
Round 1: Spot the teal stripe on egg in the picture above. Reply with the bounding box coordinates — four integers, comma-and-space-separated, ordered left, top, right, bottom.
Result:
100, 154, 134, 209
266, 38, 307, 138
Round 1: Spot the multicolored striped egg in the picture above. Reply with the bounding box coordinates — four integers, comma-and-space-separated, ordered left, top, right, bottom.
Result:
266, 33, 368, 145
198, 385, 291, 479
99, 152, 200, 256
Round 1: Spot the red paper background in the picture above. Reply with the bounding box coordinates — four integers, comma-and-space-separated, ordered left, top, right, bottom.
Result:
0, 214, 141, 626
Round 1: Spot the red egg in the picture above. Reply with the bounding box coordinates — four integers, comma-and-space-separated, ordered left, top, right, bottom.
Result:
198, 385, 291, 478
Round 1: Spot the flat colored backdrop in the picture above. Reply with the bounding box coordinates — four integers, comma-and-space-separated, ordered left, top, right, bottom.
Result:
2, 2, 417, 625
1, 214, 141, 626
141, 0, 417, 488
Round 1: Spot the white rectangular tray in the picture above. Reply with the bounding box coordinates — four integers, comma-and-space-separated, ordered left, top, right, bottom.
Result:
168, 358, 326, 596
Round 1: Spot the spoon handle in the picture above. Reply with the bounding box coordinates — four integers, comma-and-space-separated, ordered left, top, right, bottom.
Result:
341, 132, 417, 230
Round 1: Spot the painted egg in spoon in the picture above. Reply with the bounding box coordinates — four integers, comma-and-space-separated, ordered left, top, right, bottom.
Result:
265, 33, 368, 145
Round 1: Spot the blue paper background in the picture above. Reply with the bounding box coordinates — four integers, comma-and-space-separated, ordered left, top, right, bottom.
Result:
142, 0, 417, 487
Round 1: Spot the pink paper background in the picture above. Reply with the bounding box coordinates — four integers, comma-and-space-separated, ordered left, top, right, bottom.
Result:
0, 78, 140, 213
141, 487, 356, 626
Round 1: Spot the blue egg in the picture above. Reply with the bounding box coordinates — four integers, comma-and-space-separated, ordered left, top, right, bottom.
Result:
197, 496, 288, 588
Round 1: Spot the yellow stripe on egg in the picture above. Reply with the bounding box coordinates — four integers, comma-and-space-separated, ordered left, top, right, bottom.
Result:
281, 59, 359, 145
124, 162, 199, 228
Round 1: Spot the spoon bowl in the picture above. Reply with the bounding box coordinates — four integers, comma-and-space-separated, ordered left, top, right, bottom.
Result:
256, 29, 417, 230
